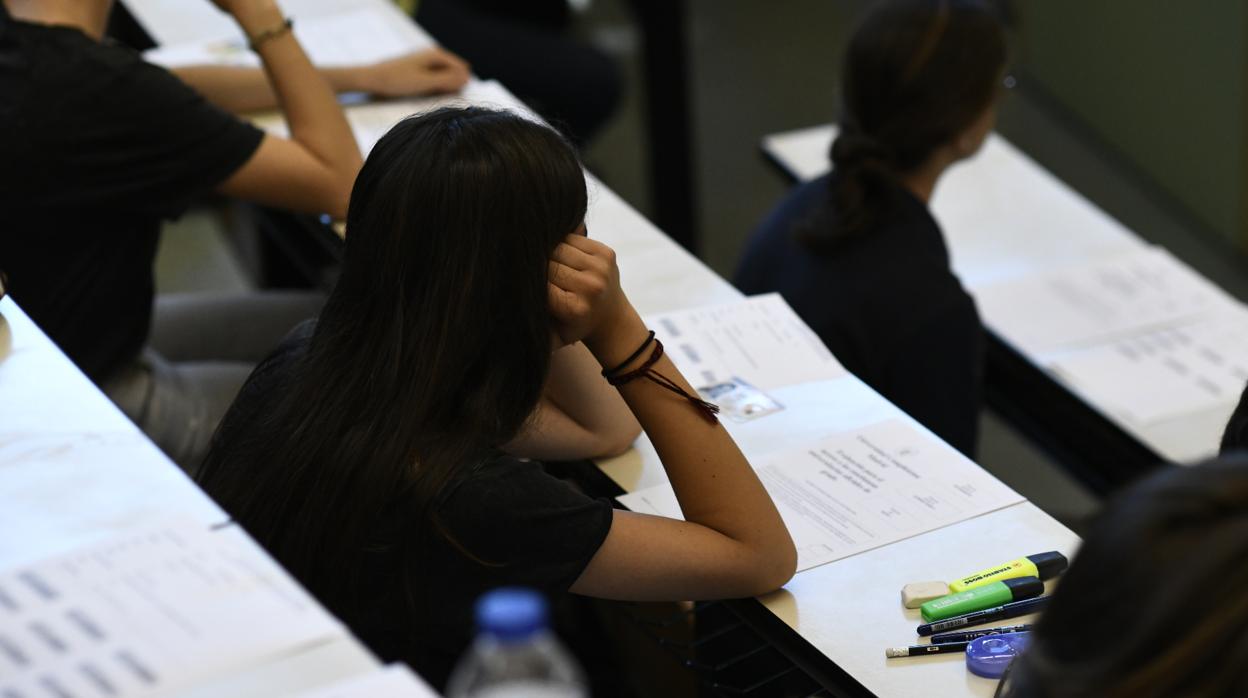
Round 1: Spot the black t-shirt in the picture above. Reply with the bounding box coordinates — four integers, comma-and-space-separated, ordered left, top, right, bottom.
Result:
734, 173, 984, 456
0, 13, 264, 381
205, 322, 614, 686
1220, 382, 1248, 454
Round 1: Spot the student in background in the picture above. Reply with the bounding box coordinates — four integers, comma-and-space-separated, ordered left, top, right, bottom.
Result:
995, 455, 1248, 697
198, 108, 796, 688
735, 0, 1008, 456
1, 0, 373, 472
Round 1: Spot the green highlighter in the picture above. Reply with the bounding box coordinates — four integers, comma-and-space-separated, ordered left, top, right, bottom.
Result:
920, 577, 1045, 623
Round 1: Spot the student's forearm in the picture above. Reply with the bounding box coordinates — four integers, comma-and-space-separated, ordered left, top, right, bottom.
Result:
543, 342, 640, 451
585, 309, 793, 556
173, 65, 370, 115
228, 1, 361, 200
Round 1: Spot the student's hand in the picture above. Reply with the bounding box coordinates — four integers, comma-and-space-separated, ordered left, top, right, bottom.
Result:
362, 48, 471, 97
548, 233, 643, 356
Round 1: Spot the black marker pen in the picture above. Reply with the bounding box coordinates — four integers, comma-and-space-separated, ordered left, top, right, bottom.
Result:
917, 596, 1049, 636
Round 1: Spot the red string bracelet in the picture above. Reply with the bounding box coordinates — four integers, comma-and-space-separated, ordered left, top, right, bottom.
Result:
604, 337, 720, 424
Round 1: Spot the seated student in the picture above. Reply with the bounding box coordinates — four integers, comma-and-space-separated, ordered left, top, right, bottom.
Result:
734, 0, 1008, 456
197, 108, 797, 688
995, 454, 1248, 698
0, 0, 463, 472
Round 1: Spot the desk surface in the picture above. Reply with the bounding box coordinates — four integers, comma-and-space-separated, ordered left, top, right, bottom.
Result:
763, 124, 1236, 466
0, 298, 379, 697
110, 4, 1079, 695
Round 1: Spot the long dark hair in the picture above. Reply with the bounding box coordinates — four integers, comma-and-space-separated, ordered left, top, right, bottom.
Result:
197, 107, 587, 615
804, 0, 1006, 251
996, 455, 1248, 697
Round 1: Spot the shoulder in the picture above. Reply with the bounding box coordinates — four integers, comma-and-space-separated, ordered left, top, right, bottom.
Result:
438, 455, 614, 557
225, 320, 316, 422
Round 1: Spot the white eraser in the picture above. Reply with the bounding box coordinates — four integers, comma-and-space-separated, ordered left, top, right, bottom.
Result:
901, 581, 950, 608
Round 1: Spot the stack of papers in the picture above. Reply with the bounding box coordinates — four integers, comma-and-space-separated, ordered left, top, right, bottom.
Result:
975, 246, 1240, 357
0, 519, 347, 698
619, 418, 1022, 573
144, 8, 432, 69
976, 245, 1248, 444
284, 665, 439, 698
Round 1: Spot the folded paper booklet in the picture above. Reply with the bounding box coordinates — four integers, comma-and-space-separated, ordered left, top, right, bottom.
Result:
618, 418, 1024, 573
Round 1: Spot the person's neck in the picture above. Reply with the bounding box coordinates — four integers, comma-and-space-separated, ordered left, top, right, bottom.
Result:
4, 0, 112, 40
895, 155, 951, 205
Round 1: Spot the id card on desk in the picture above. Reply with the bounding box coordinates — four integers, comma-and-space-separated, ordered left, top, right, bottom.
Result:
698, 377, 783, 423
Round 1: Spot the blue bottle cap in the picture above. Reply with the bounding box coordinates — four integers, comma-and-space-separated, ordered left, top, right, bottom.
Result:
475, 587, 548, 642
966, 631, 1030, 679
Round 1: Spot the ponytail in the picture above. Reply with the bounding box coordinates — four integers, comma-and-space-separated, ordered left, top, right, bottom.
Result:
797, 0, 1007, 254
800, 127, 896, 252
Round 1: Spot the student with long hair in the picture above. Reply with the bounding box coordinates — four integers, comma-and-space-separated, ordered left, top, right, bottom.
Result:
735, 0, 1008, 456
995, 455, 1248, 697
198, 107, 797, 686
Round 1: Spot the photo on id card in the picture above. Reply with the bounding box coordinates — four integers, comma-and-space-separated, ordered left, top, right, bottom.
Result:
696, 377, 783, 423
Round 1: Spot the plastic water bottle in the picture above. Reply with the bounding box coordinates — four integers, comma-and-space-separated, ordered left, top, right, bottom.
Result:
446, 587, 588, 698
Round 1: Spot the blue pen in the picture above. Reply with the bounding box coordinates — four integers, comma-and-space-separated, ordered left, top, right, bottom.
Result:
930, 623, 1033, 644
917, 596, 1049, 636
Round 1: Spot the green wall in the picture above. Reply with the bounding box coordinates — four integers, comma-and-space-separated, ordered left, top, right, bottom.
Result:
1016, 1, 1246, 245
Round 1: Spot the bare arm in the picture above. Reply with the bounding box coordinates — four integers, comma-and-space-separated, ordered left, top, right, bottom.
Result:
173, 48, 471, 115
547, 234, 797, 601
209, 0, 362, 219
504, 341, 641, 461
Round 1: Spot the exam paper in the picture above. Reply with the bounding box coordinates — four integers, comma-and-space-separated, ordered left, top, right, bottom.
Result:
284, 665, 439, 698
0, 520, 344, 698
1049, 313, 1248, 427
250, 80, 531, 156
975, 246, 1240, 356
646, 293, 846, 391
618, 419, 1022, 572
144, 8, 431, 69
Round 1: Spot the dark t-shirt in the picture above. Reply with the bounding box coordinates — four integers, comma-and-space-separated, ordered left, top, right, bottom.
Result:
1220, 382, 1248, 454
735, 173, 983, 456
205, 322, 614, 686
0, 13, 263, 381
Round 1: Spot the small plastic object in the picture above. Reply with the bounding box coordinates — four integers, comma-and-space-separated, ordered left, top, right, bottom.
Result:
965, 631, 1031, 679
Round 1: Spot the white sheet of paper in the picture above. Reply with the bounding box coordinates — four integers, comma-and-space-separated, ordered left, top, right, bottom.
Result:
144, 8, 431, 69
0, 520, 345, 698
618, 419, 1022, 573
283, 665, 439, 698
250, 80, 531, 157
975, 246, 1241, 356
1049, 313, 1248, 427
646, 293, 846, 391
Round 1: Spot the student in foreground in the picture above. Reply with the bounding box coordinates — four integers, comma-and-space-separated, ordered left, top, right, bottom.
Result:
995, 455, 1248, 697
198, 108, 797, 687
0, 0, 465, 472
735, 0, 1009, 457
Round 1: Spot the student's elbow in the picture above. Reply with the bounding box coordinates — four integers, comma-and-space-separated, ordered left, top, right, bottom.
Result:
594, 418, 643, 458
758, 538, 798, 593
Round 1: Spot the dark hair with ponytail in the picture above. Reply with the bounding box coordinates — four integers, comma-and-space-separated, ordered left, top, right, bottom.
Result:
995, 454, 1248, 698
197, 107, 587, 625
802, 0, 1007, 252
